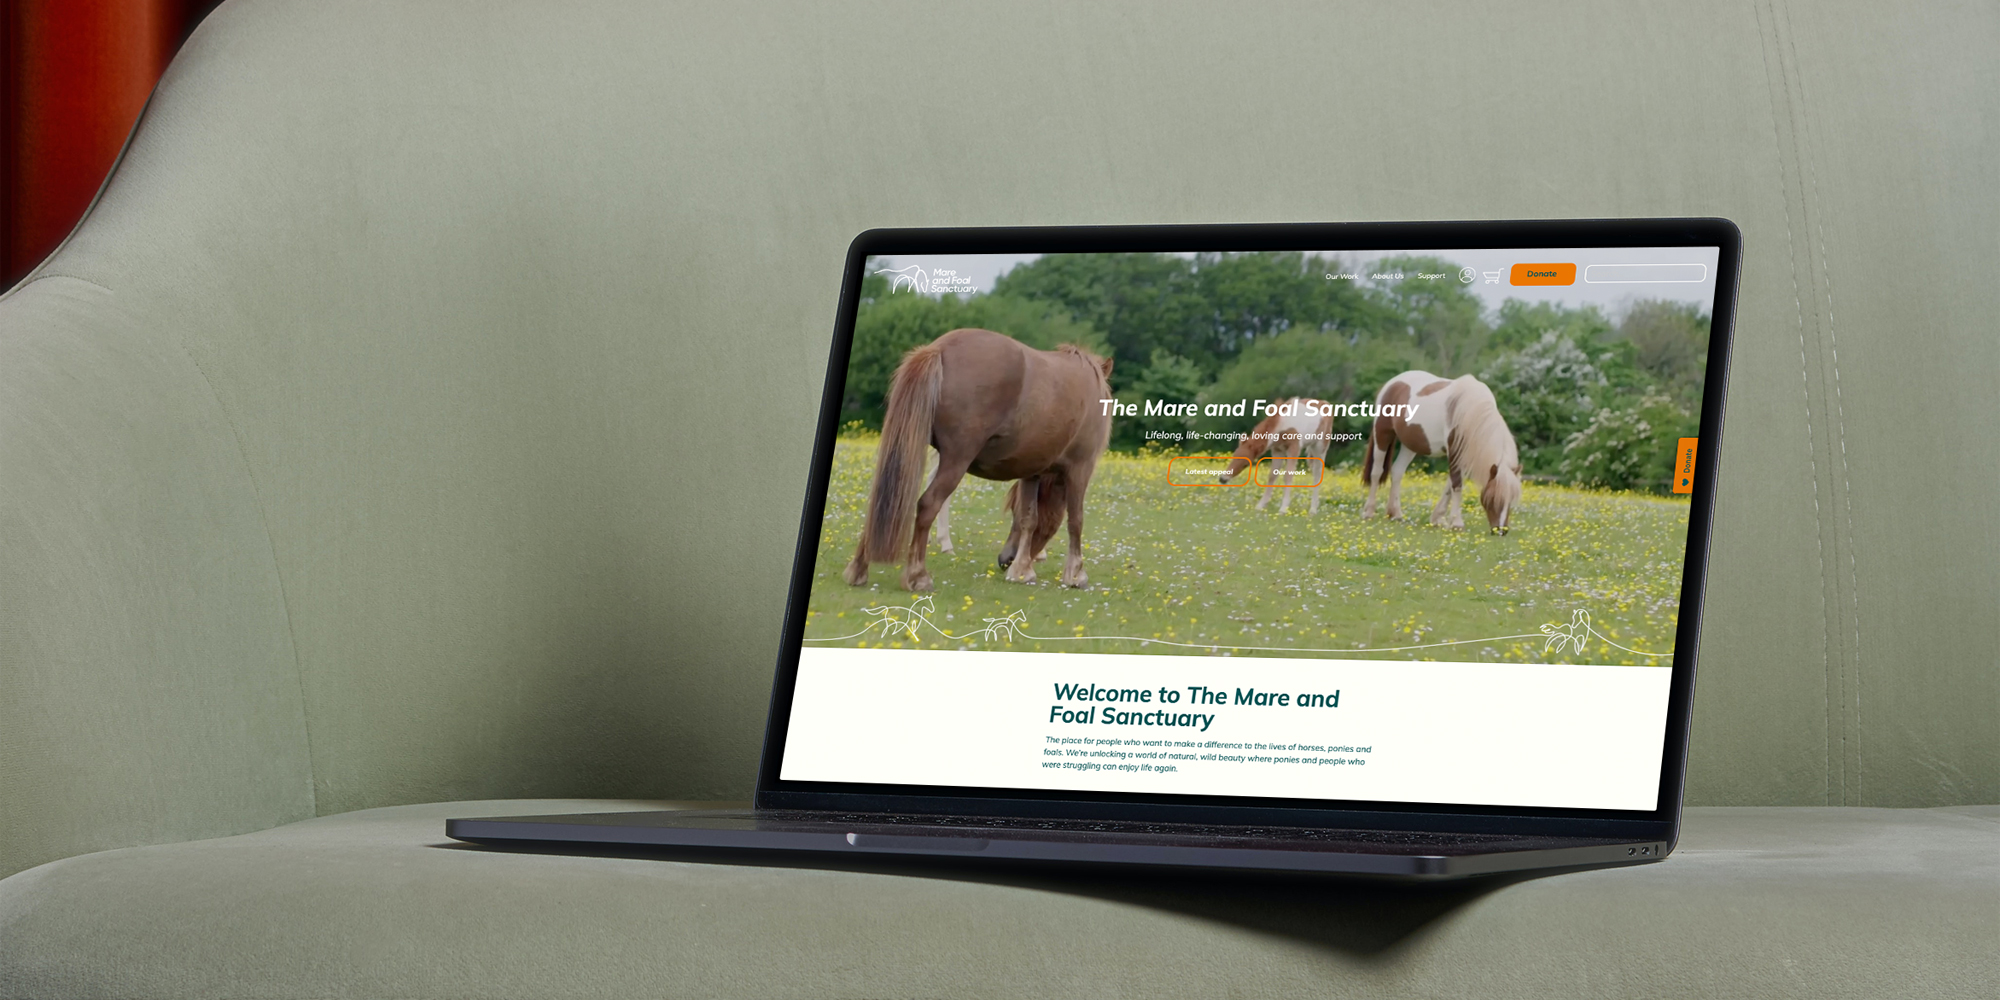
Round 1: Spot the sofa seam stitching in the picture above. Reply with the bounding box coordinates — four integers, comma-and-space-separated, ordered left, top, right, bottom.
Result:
1756, 0, 1834, 805
2, 272, 321, 829
163, 313, 322, 821
1778, 0, 1862, 805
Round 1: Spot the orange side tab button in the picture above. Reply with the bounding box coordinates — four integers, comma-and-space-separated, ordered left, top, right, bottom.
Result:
1672, 438, 1698, 493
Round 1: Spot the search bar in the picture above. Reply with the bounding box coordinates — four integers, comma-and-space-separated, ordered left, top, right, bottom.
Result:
1583, 263, 1706, 284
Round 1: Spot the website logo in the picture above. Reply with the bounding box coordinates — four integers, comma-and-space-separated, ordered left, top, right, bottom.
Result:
874, 264, 976, 295
874, 264, 930, 294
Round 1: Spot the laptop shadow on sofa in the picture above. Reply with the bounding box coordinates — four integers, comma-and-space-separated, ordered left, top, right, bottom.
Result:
435, 840, 1542, 957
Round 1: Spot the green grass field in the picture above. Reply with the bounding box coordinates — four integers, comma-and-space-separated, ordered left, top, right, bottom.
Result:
805, 436, 1689, 665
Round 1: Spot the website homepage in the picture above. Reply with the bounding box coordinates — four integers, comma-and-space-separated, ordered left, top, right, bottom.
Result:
783, 246, 1719, 812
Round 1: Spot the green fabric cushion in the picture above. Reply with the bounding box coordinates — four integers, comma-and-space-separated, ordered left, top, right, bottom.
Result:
2, 800, 1994, 999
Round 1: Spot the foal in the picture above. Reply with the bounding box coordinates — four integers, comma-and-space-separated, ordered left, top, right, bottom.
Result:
1219, 398, 1335, 514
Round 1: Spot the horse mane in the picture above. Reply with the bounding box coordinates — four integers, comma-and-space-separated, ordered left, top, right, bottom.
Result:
1446, 378, 1519, 483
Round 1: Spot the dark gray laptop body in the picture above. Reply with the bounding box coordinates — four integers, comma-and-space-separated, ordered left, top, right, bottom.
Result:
450, 219, 1740, 879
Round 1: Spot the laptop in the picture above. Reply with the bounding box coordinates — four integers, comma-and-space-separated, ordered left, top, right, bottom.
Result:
449, 218, 1740, 878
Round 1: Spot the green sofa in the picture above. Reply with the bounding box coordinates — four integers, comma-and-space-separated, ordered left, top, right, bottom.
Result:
2, 1, 1994, 996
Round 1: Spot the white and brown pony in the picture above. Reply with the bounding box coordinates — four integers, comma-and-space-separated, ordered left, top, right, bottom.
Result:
844, 328, 1113, 591
1219, 398, 1335, 514
1361, 371, 1522, 533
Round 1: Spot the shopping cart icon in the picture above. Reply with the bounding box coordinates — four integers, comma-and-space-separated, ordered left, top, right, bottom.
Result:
1482, 270, 1502, 284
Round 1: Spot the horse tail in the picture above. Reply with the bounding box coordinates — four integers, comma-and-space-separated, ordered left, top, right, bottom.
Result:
864, 343, 944, 562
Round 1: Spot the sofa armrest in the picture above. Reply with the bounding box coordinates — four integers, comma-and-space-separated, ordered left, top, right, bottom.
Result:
0, 276, 313, 879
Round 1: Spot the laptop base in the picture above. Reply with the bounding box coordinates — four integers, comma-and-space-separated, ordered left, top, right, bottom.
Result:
447, 809, 1670, 879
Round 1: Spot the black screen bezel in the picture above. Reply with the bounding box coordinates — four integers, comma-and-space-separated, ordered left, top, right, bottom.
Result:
755, 219, 1739, 842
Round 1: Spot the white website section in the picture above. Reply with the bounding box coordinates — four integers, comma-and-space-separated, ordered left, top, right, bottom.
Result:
783, 647, 1671, 811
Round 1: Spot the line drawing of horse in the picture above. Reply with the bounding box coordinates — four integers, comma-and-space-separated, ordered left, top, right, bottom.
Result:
844, 327, 1114, 591
872, 264, 929, 294
1218, 397, 1335, 514
1361, 370, 1522, 533
979, 610, 1027, 642
1541, 609, 1593, 655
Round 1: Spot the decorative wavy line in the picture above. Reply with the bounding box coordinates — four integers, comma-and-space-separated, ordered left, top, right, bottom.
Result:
806, 598, 1669, 658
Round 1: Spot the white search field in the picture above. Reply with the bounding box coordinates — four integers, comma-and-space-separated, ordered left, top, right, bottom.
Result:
1583, 263, 1706, 284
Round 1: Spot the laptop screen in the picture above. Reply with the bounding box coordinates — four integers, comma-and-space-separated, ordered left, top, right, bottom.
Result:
776, 229, 1728, 815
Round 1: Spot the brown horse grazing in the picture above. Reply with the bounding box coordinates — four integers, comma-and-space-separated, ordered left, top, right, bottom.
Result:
1361, 370, 1522, 533
843, 328, 1113, 591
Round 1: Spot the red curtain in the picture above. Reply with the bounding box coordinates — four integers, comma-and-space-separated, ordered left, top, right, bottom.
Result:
2, 1, 212, 288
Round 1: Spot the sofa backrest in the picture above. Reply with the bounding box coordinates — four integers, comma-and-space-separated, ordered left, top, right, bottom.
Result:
4, 0, 1995, 878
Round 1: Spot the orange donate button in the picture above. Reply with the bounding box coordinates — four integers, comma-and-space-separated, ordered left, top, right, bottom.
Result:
1672, 438, 1698, 493
1510, 262, 1576, 285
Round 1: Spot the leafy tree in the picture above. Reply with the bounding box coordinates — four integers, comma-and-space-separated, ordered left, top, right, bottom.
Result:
842, 265, 1103, 428
1189, 251, 1387, 360
1369, 256, 1490, 375
1110, 349, 1209, 448
993, 252, 1211, 373
1476, 299, 1707, 480
1560, 392, 1696, 492
1619, 299, 1710, 405
993, 251, 1383, 378
1479, 331, 1609, 475
1490, 299, 1613, 353
1488, 299, 1657, 391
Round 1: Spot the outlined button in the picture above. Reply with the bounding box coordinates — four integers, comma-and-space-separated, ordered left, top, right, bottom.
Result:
1254, 457, 1324, 488
1167, 456, 1247, 486
1510, 263, 1576, 285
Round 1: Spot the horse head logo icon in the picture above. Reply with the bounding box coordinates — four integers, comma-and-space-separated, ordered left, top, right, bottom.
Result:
873, 264, 929, 294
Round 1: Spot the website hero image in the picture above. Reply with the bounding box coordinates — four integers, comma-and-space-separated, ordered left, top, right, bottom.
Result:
784, 247, 1719, 811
